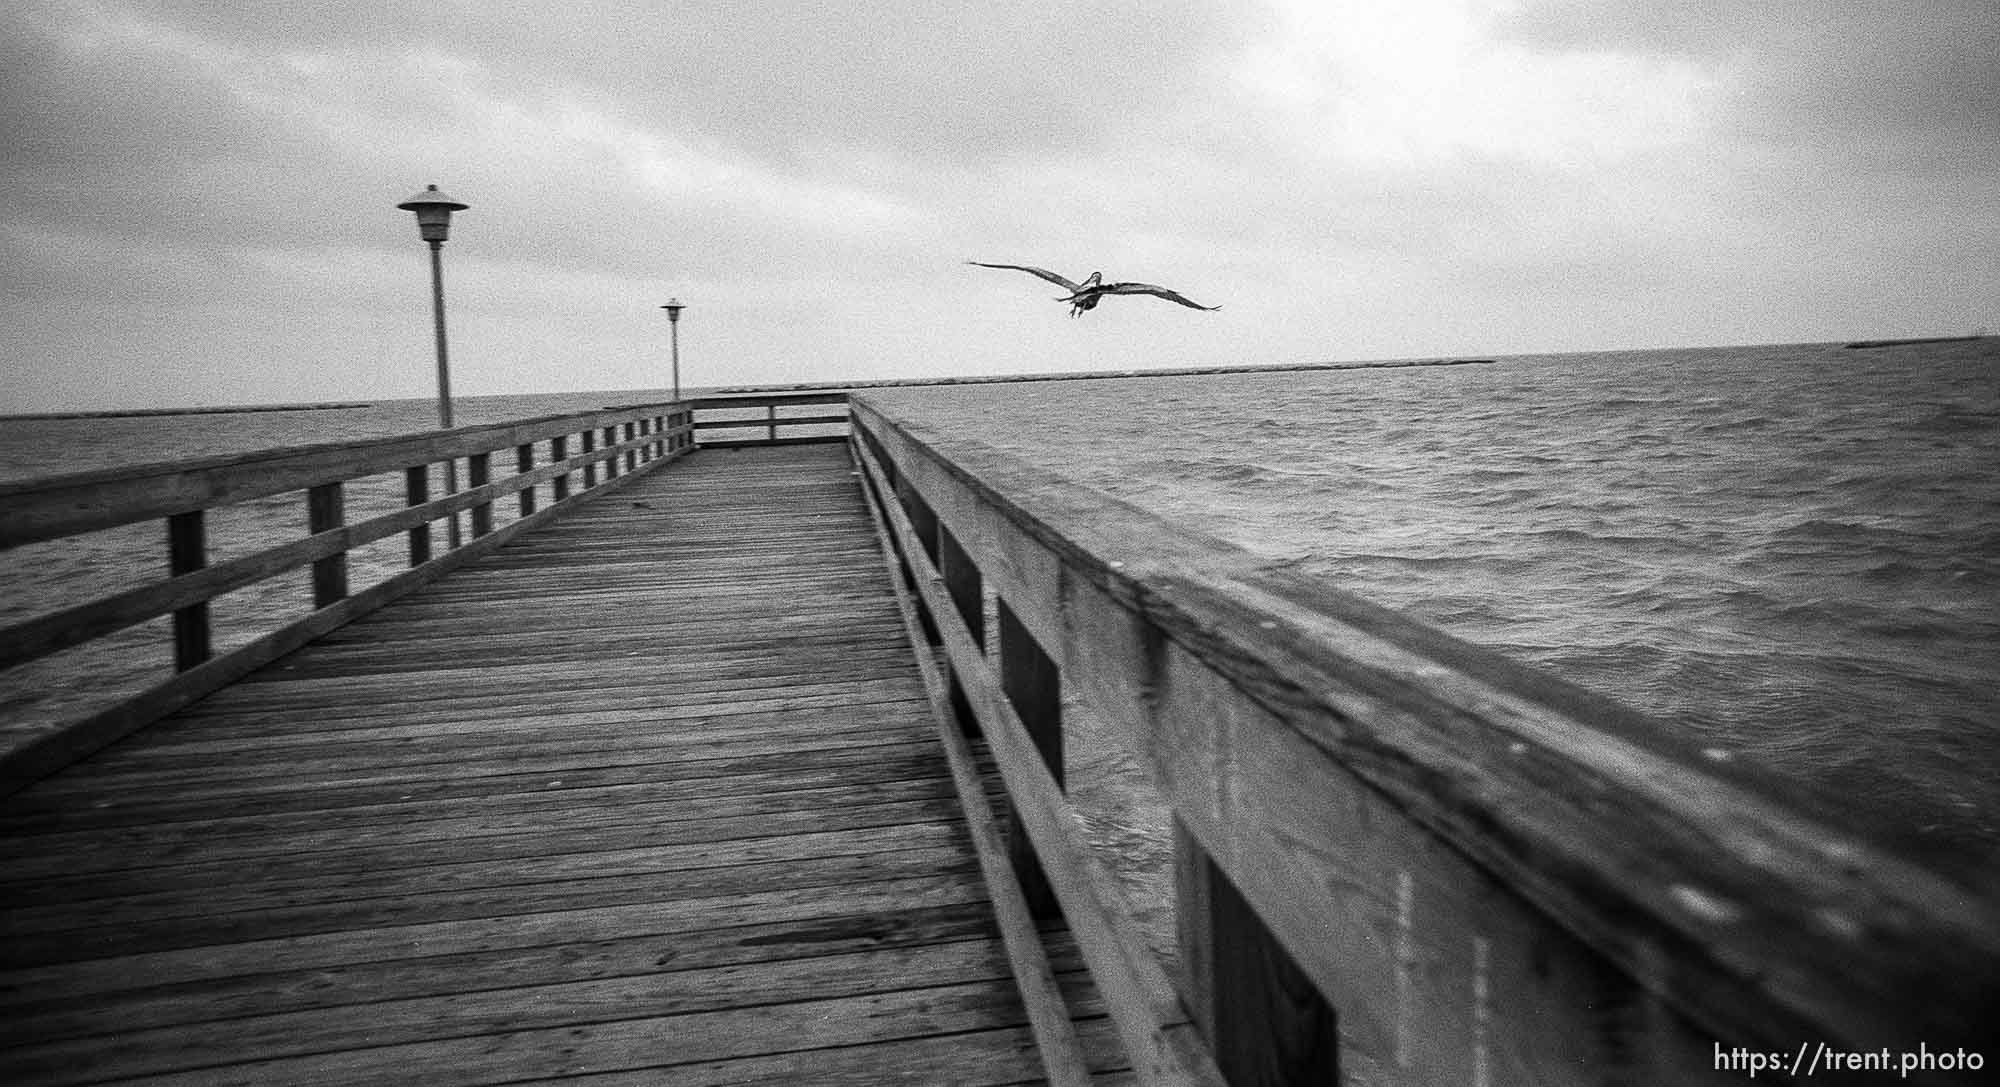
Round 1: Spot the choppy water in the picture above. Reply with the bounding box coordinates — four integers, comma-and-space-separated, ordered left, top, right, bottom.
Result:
2, 343, 1996, 886
869, 340, 2000, 882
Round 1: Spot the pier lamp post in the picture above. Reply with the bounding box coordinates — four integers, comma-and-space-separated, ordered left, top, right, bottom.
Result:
397, 183, 470, 549
660, 298, 685, 402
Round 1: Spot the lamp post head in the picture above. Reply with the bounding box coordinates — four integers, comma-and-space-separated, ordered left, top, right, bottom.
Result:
661, 298, 685, 322
397, 184, 469, 243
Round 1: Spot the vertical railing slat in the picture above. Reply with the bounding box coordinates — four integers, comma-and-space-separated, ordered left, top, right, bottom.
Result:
517, 442, 536, 517
551, 435, 570, 501
307, 481, 348, 608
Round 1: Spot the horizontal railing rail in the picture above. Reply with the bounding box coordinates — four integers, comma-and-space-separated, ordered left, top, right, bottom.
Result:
847, 393, 2000, 1087
0, 401, 694, 793
689, 392, 849, 448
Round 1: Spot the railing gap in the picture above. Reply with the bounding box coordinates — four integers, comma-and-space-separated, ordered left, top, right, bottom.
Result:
998, 597, 1064, 919
165, 510, 209, 671
404, 465, 431, 566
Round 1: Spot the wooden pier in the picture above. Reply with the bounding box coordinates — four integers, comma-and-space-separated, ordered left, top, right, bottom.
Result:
2, 393, 1995, 1085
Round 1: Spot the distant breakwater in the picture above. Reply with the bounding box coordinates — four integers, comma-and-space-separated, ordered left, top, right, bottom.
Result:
714, 357, 1495, 396
1845, 334, 1988, 349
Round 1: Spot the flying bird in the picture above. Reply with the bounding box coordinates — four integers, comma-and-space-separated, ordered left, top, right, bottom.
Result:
968, 261, 1220, 317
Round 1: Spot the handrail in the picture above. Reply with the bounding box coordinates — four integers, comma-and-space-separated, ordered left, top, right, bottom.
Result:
0, 402, 694, 793
847, 393, 2000, 1086
688, 392, 849, 448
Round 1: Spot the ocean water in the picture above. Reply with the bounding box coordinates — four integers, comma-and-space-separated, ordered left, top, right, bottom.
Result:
2, 343, 1995, 887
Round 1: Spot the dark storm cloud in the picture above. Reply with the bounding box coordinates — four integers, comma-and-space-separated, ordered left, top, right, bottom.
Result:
57, 0, 1246, 165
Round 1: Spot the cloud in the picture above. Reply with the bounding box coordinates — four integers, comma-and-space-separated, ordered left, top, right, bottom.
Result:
1237, 0, 1721, 167
1496, 0, 2000, 164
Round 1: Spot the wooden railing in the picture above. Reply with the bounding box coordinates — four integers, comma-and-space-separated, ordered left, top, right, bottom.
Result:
0, 402, 693, 793
689, 392, 849, 448
847, 394, 2000, 1087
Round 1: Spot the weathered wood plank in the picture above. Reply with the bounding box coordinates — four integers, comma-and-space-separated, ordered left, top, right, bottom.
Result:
0, 742, 950, 830
0, 874, 987, 1004
0, 805, 971, 914
3, 938, 1023, 1085
0, 840, 982, 969
0, 779, 964, 884
0, 982, 1040, 1087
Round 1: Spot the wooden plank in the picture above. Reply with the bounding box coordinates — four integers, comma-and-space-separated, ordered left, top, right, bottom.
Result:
0, 743, 951, 831
692, 412, 849, 430
700, 434, 852, 449
0, 843, 982, 969
688, 392, 850, 409
0, 798, 971, 909
307, 480, 347, 607
0, 780, 963, 884
3, 939, 1023, 1085
27, 983, 1037, 1087
0, 873, 988, 1002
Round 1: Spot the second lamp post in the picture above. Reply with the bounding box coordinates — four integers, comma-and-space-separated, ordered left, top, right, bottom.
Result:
660, 298, 685, 402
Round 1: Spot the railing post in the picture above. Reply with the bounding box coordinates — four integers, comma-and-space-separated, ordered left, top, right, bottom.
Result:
624, 422, 637, 471
404, 465, 431, 566
1177, 820, 1340, 1087
166, 510, 209, 671
307, 481, 348, 608
551, 435, 570, 501
468, 452, 492, 537
603, 426, 620, 478
766, 404, 778, 443
581, 429, 598, 487
998, 597, 1063, 918
517, 442, 536, 517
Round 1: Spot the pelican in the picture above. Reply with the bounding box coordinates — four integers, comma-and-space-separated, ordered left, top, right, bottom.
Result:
968, 261, 1220, 317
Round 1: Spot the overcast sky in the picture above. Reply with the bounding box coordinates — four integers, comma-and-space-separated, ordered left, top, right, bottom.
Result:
3, 0, 1995, 411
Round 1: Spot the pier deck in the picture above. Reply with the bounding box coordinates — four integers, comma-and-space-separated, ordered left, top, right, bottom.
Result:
0, 445, 1110, 1085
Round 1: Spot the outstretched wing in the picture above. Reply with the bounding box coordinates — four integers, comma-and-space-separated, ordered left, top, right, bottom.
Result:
967, 261, 1082, 293
1098, 282, 1221, 311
